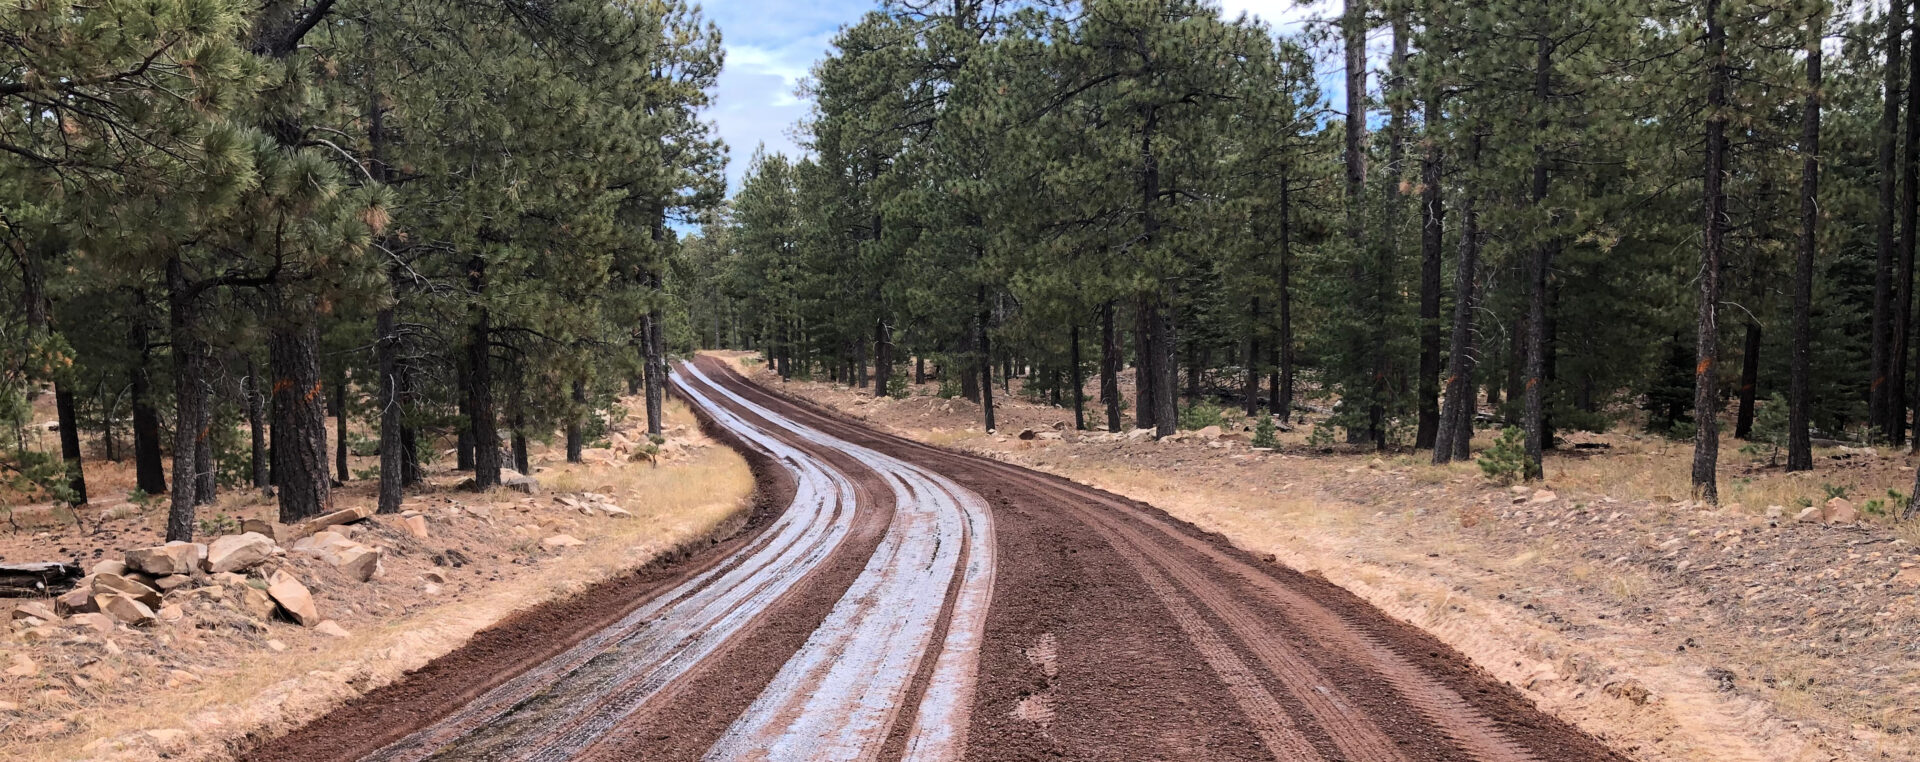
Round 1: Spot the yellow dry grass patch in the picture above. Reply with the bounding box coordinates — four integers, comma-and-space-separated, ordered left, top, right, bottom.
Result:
8, 401, 753, 762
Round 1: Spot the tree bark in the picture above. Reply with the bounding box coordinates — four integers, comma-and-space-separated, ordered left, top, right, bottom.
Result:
1437, 130, 1482, 465
566, 378, 586, 464
131, 353, 166, 497
1244, 297, 1262, 417
1523, 33, 1556, 481
979, 287, 995, 432
1134, 299, 1156, 430
1278, 172, 1295, 422
376, 305, 404, 512
54, 384, 86, 505
874, 319, 892, 398
467, 257, 501, 490
1874, 0, 1906, 441
333, 373, 349, 482
1735, 322, 1761, 440
1790, 12, 1820, 472
269, 298, 330, 523
455, 361, 475, 471
1102, 301, 1122, 432
247, 362, 268, 489
1417, 89, 1446, 451
1694, 0, 1728, 504
165, 257, 205, 541
1152, 299, 1177, 439
1071, 321, 1086, 430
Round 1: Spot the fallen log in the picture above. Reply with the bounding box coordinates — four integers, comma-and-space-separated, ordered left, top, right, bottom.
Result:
0, 562, 82, 597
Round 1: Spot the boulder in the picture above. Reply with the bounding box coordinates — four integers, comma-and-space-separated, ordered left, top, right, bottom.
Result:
154, 575, 194, 593
504, 476, 541, 495
600, 505, 633, 519
91, 559, 127, 577
124, 542, 205, 576
291, 532, 382, 583
1194, 425, 1223, 440
265, 570, 320, 627
314, 620, 350, 638
1530, 490, 1559, 504
1017, 429, 1037, 440
297, 506, 374, 538
402, 516, 430, 540
10, 602, 59, 623
157, 604, 184, 623
206, 533, 277, 574
54, 586, 96, 615
93, 573, 161, 608
1795, 506, 1823, 523
241, 518, 293, 545
1765, 505, 1786, 519
67, 612, 114, 635
95, 594, 157, 626
235, 585, 276, 621
1823, 497, 1860, 524
541, 534, 585, 549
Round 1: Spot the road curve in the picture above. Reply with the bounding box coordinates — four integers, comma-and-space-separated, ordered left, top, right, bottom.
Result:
243, 355, 1625, 762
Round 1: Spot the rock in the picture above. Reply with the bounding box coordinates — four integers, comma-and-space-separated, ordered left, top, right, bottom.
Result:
54, 586, 96, 615
91, 559, 127, 577
157, 604, 184, 623
600, 505, 632, 519
236, 585, 276, 621
314, 620, 350, 638
242, 518, 293, 545
125, 542, 206, 576
1765, 505, 1786, 519
1823, 497, 1859, 524
292, 532, 382, 582
266, 639, 287, 652
1368, 458, 1387, 470
6, 653, 36, 677
422, 582, 442, 597
67, 612, 114, 634
504, 476, 540, 495
1892, 566, 1920, 587
1603, 679, 1652, 706
265, 570, 321, 627
1795, 506, 1823, 523
1530, 490, 1558, 504
541, 534, 585, 549
11, 602, 59, 622
94, 573, 161, 608
402, 515, 430, 540
297, 506, 374, 538
1127, 428, 1155, 441
1195, 425, 1223, 440
206, 532, 277, 574
95, 594, 157, 626
420, 571, 447, 585
146, 728, 188, 745
154, 575, 194, 593
1017, 428, 1037, 440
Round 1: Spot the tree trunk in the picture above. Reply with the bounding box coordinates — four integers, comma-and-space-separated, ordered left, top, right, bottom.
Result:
1135, 299, 1156, 430
54, 384, 86, 505
874, 319, 891, 398
131, 362, 166, 497
916, 354, 925, 385
1416, 89, 1446, 451
960, 329, 980, 403
1102, 301, 1122, 432
333, 373, 349, 482
1437, 130, 1482, 465
467, 257, 501, 490
1071, 321, 1086, 430
979, 287, 996, 432
1901, 1, 1920, 446
1791, 11, 1820, 472
1244, 297, 1262, 417
1874, 0, 1906, 442
269, 301, 330, 523
566, 378, 586, 464
1694, 0, 1728, 504
247, 362, 268, 489
1523, 33, 1555, 481
1152, 299, 1177, 439
165, 257, 204, 541
1735, 322, 1762, 439
455, 362, 475, 471
375, 305, 403, 513
1278, 173, 1295, 422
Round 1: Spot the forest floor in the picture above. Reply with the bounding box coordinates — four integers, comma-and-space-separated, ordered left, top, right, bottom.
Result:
0, 394, 754, 762
734, 352, 1920, 762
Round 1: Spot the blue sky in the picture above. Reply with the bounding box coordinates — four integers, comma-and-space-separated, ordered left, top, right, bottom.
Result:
701, 0, 1344, 195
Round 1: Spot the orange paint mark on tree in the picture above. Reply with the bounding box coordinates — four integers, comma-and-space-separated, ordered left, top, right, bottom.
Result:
1697, 358, 1713, 376
304, 381, 323, 403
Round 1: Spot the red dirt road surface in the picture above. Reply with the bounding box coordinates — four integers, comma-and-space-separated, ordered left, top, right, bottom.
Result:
241, 356, 1626, 762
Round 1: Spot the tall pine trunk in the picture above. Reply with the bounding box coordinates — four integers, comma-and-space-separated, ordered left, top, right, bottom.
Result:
1152, 299, 1177, 439
269, 297, 329, 523
376, 305, 404, 512
333, 374, 349, 482
54, 385, 86, 505
1874, 0, 1906, 441
467, 257, 501, 490
874, 319, 891, 399
1523, 34, 1556, 481
1417, 89, 1446, 451
247, 362, 268, 489
1244, 297, 1261, 417
1693, 0, 1728, 504
130, 318, 166, 497
979, 286, 996, 432
1791, 15, 1820, 473
1278, 172, 1295, 422
1437, 131, 1482, 465
566, 378, 587, 464
164, 256, 206, 541
1071, 321, 1086, 431
1102, 301, 1122, 432
1134, 300, 1156, 430
455, 361, 475, 471
1735, 323, 1762, 439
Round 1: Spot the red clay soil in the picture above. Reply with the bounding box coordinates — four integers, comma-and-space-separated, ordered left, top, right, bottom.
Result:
699, 356, 1626, 762
240, 356, 1628, 762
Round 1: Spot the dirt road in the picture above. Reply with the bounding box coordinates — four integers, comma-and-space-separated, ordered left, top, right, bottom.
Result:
245, 357, 1624, 761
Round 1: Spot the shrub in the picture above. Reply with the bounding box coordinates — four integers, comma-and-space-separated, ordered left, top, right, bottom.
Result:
1478, 427, 1529, 485
887, 371, 909, 399
1178, 401, 1225, 431
1250, 415, 1278, 449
